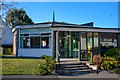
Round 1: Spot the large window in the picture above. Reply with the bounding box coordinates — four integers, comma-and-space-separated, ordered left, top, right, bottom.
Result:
20, 28, 51, 49
100, 33, 117, 49
31, 37, 40, 48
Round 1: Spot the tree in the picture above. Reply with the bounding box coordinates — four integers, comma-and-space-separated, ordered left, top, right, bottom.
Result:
5, 8, 34, 28
0, 0, 17, 20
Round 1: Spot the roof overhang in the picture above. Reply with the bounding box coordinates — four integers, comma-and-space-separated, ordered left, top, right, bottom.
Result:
12, 24, 52, 32
51, 27, 120, 33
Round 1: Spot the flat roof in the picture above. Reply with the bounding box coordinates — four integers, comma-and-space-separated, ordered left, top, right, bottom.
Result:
13, 21, 120, 33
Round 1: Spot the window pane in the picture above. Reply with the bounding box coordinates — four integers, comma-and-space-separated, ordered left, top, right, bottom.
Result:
100, 33, 117, 49
20, 37, 30, 48
81, 50, 87, 60
94, 33, 99, 50
87, 32, 92, 50
31, 37, 40, 48
20, 28, 51, 33
81, 32, 87, 50
41, 37, 49, 48
41, 33, 51, 35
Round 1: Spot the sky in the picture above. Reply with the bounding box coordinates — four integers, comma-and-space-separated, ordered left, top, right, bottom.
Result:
16, 2, 118, 28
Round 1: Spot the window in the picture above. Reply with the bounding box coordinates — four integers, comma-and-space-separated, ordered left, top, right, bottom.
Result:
31, 37, 40, 48
87, 32, 92, 50
100, 33, 117, 49
20, 31, 51, 49
20, 37, 30, 48
41, 37, 49, 48
94, 33, 99, 50
81, 32, 87, 50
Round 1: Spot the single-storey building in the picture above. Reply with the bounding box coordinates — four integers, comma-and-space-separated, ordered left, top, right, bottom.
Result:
12, 18, 120, 61
0, 20, 13, 55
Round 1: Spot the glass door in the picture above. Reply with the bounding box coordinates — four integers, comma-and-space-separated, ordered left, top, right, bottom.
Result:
73, 32, 80, 58
59, 37, 69, 58
80, 32, 93, 61
80, 32, 88, 60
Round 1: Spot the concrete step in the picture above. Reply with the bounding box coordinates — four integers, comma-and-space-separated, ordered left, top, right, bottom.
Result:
64, 66, 90, 70
57, 68, 92, 74
59, 62, 86, 65
64, 64, 88, 68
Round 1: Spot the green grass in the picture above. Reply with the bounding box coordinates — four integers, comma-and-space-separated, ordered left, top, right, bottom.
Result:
2, 58, 46, 75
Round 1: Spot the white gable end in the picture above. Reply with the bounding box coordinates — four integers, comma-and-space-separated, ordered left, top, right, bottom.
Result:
1, 21, 13, 45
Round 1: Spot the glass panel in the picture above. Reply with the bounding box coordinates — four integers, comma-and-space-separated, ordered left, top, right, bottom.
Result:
73, 32, 80, 58
20, 37, 30, 48
73, 32, 79, 50
100, 33, 117, 49
74, 51, 78, 58
81, 50, 87, 60
59, 37, 69, 58
31, 37, 40, 48
41, 37, 49, 48
94, 33, 99, 50
58, 31, 71, 58
41, 33, 51, 35
88, 50, 92, 61
20, 28, 51, 33
81, 32, 87, 50
87, 32, 92, 50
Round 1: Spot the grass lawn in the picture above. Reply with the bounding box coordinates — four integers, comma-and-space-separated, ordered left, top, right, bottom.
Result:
2, 58, 46, 75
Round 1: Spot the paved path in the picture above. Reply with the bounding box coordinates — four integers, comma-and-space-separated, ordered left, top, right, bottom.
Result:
2, 71, 120, 78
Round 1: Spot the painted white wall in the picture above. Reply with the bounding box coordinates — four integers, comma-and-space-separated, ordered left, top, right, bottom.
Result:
18, 49, 52, 57
1, 20, 13, 45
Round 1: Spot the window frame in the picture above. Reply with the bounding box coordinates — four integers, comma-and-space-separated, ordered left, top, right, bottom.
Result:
19, 29, 52, 49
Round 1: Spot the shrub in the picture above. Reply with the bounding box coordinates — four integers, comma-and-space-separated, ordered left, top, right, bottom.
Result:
118, 56, 120, 61
93, 54, 104, 66
47, 58, 56, 72
37, 63, 49, 75
114, 68, 120, 74
102, 61, 118, 70
37, 55, 56, 75
40, 55, 48, 59
0, 54, 5, 57
104, 48, 120, 61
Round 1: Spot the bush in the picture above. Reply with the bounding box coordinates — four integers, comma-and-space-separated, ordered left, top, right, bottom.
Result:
104, 48, 120, 61
102, 61, 117, 70
37, 63, 50, 75
118, 56, 120, 61
0, 54, 5, 57
40, 55, 48, 59
37, 55, 56, 75
93, 54, 104, 66
114, 68, 120, 74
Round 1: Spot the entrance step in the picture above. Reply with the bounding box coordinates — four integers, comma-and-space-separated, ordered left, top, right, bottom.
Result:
64, 67, 90, 70
57, 69, 92, 74
64, 64, 87, 68
56, 59, 93, 75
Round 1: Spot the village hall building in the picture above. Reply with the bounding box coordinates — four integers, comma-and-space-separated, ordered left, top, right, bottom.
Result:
12, 15, 120, 61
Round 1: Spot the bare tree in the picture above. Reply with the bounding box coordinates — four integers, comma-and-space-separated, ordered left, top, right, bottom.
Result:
0, 0, 17, 21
